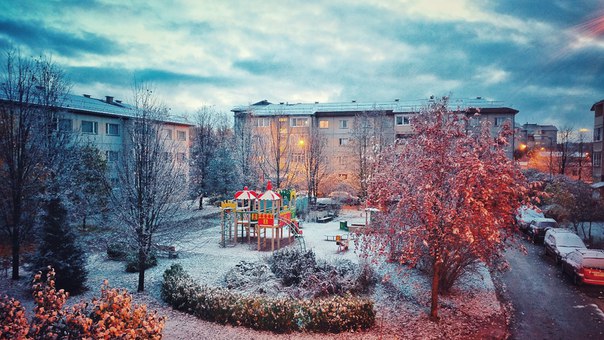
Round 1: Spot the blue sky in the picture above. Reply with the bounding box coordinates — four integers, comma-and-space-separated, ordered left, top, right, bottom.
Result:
1, 0, 603, 132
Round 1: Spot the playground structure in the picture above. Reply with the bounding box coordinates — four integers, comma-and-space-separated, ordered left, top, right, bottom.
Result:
220, 181, 305, 251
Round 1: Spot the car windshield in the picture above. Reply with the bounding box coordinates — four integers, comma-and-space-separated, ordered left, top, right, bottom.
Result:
538, 221, 557, 228
583, 258, 604, 269
558, 234, 586, 248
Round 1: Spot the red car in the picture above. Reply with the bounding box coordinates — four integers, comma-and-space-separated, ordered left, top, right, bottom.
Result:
561, 249, 604, 285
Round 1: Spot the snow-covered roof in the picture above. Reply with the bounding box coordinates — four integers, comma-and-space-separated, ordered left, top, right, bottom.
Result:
232, 98, 518, 117
0, 92, 193, 126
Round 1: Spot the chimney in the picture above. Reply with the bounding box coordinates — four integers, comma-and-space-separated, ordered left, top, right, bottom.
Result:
352, 100, 356, 103
83, 94, 91, 98
105, 96, 114, 104
394, 99, 399, 102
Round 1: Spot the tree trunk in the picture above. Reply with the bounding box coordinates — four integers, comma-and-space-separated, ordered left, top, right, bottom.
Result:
82, 215, 87, 231
137, 248, 146, 292
430, 255, 441, 321
199, 194, 204, 210
11, 226, 20, 280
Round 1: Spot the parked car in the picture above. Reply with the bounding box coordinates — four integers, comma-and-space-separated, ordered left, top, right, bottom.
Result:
561, 249, 604, 285
544, 229, 587, 263
527, 217, 558, 243
515, 206, 545, 231
328, 191, 360, 205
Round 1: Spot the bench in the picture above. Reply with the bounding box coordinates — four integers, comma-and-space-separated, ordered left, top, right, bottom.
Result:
154, 244, 177, 259
325, 234, 348, 242
317, 215, 334, 223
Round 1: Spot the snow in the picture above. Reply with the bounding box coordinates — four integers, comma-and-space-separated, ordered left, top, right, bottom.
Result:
0, 205, 508, 339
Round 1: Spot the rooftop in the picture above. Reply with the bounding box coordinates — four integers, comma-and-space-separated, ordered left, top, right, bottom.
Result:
0, 91, 192, 126
232, 97, 518, 116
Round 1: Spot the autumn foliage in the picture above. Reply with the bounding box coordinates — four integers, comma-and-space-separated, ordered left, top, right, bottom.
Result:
361, 99, 529, 320
0, 267, 165, 339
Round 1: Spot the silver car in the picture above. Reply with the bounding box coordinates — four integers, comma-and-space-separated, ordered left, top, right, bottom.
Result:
544, 229, 586, 264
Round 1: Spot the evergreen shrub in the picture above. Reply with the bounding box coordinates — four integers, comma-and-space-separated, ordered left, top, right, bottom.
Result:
162, 264, 375, 333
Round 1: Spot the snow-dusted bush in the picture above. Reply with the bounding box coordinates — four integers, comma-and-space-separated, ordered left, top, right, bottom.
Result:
269, 248, 317, 286
125, 252, 158, 273
106, 241, 129, 260
162, 264, 375, 333
224, 260, 276, 289
0, 268, 165, 339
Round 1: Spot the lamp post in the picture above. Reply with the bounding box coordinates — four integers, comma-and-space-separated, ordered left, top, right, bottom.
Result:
578, 128, 589, 181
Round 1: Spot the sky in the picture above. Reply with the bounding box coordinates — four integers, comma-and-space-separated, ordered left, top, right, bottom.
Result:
1, 0, 603, 132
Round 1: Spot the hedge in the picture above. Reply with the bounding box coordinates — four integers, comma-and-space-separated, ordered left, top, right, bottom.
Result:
161, 264, 375, 333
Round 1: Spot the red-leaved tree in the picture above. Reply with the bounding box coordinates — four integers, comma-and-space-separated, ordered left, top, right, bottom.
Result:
360, 99, 529, 321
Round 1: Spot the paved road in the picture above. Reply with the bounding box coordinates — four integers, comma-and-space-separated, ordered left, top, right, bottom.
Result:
500, 238, 604, 339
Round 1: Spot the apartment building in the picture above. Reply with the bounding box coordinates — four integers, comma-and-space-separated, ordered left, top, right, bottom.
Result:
516, 123, 558, 150
233, 97, 518, 193
0, 93, 193, 185
591, 99, 604, 182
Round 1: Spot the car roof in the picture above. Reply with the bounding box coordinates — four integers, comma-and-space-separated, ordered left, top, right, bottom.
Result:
547, 228, 574, 235
532, 218, 557, 223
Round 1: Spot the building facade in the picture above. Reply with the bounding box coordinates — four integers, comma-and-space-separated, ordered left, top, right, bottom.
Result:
0, 93, 193, 186
233, 97, 518, 194
516, 123, 558, 150
591, 99, 604, 182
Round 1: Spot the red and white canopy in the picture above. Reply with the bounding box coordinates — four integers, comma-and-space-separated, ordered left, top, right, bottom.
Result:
259, 180, 281, 201
234, 186, 259, 200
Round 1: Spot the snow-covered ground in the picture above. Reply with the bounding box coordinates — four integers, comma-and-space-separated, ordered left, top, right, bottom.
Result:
1, 205, 508, 339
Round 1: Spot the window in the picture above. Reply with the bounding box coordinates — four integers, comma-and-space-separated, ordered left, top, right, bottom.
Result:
594, 128, 602, 142
338, 174, 348, 180
337, 156, 347, 165
319, 120, 329, 129
291, 118, 308, 127
594, 152, 602, 167
106, 123, 119, 136
81, 120, 98, 134
339, 120, 348, 129
339, 138, 349, 146
395, 115, 411, 126
292, 153, 304, 162
177, 152, 186, 162
162, 152, 172, 161
495, 117, 507, 127
106, 151, 118, 163
255, 118, 269, 127
58, 119, 72, 132
177, 130, 186, 141
164, 129, 173, 140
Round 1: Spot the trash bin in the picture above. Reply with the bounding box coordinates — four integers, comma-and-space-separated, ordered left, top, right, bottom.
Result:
340, 221, 348, 231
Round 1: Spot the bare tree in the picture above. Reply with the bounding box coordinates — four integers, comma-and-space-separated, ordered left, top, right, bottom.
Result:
350, 109, 392, 198
303, 123, 327, 205
233, 111, 260, 188
557, 125, 573, 176
257, 114, 296, 188
0, 49, 71, 279
111, 82, 187, 292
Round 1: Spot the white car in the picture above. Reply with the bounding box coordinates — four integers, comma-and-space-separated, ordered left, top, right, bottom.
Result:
515, 206, 545, 231
544, 229, 587, 263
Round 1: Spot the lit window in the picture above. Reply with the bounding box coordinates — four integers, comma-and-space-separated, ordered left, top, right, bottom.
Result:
339, 120, 348, 129
291, 118, 308, 127
319, 120, 329, 129
338, 173, 348, 180
177, 131, 186, 141
106, 123, 119, 136
81, 121, 98, 134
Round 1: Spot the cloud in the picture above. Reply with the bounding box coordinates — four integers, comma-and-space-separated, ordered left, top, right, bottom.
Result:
0, 18, 123, 57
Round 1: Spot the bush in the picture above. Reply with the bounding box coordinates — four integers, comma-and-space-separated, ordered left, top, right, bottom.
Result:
0, 267, 165, 339
106, 241, 129, 260
162, 264, 375, 333
125, 252, 158, 273
269, 248, 317, 286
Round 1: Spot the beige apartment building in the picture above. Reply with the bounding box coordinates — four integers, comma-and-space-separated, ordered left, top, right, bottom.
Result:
233, 97, 518, 194
1, 93, 193, 186
591, 99, 603, 182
